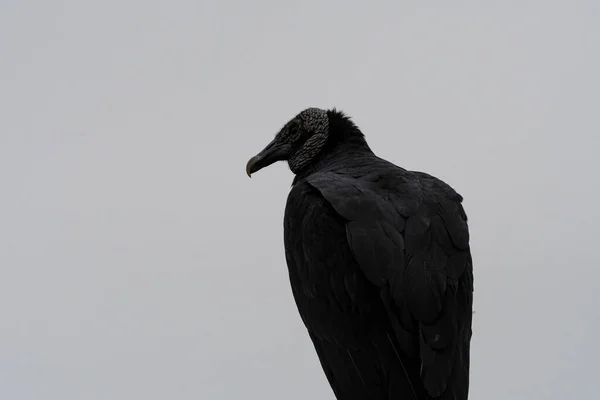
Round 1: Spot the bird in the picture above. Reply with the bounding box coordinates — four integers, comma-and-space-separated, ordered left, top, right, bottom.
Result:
246, 107, 474, 399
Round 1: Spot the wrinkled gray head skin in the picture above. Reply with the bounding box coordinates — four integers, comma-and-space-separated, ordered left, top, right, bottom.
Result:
245, 107, 330, 177
282, 107, 329, 173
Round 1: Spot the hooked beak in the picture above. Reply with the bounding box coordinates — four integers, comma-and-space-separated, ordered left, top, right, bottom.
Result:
246, 139, 291, 177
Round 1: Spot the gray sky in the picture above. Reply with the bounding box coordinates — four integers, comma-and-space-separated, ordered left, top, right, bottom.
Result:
1, 1, 599, 399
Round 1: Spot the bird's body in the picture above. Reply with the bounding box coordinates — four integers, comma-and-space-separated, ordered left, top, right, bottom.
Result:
247, 108, 473, 399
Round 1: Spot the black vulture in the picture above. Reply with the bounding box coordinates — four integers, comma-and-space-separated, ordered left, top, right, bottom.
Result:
246, 108, 474, 400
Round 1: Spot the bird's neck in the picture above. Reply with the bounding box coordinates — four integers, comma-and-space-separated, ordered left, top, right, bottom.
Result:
291, 138, 375, 185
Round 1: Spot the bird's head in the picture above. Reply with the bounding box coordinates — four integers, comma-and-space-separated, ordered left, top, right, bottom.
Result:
245, 107, 329, 177
246, 107, 365, 177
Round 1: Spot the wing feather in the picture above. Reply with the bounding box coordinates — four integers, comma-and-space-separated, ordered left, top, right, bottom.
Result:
306, 171, 473, 398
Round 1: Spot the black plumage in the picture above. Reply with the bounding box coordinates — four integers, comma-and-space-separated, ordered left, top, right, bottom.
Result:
247, 108, 474, 399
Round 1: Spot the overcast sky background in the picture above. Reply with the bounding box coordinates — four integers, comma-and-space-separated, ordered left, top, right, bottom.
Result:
1, 1, 599, 399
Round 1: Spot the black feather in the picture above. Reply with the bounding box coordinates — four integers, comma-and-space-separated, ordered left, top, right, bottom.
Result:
272, 108, 474, 399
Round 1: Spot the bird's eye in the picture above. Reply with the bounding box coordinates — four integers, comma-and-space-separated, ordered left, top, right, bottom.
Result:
289, 122, 300, 138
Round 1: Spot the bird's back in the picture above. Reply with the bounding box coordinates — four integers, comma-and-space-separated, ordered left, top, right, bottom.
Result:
284, 153, 472, 399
